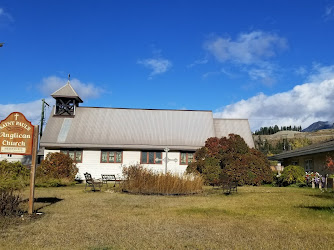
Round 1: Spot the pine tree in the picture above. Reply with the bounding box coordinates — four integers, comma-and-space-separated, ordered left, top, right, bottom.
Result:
274, 125, 279, 133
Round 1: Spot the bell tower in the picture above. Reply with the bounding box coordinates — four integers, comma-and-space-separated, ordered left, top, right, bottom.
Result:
51, 74, 83, 116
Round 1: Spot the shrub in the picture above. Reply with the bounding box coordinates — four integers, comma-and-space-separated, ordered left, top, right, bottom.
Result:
36, 152, 78, 187
277, 165, 305, 186
0, 190, 21, 217
0, 160, 29, 217
0, 160, 30, 190
122, 165, 203, 195
187, 134, 273, 186
202, 158, 221, 186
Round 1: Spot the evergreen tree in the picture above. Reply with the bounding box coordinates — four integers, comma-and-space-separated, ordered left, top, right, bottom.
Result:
274, 125, 279, 133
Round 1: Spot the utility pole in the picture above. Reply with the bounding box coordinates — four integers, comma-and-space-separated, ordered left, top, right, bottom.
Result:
40, 99, 49, 138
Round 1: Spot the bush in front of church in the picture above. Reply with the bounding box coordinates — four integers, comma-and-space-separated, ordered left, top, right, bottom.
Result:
36, 152, 78, 187
187, 134, 273, 186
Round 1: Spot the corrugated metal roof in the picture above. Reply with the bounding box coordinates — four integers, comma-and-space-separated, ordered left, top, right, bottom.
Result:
57, 118, 72, 143
270, 140, 334, 160
41, 107, 217, 150
51, 81, 83, 103
213, 118, 255, 148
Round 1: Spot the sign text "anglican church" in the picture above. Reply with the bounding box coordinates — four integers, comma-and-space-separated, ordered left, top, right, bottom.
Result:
0, 112, 34, 155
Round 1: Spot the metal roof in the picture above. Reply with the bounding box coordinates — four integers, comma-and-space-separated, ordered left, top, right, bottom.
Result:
213, 118, 255, 148
270, 140, 334, 160
51, 81, 83, 103
40, 107, 254, 150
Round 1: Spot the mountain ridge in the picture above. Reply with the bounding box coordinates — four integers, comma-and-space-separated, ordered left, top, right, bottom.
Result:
302, 121, 334, 132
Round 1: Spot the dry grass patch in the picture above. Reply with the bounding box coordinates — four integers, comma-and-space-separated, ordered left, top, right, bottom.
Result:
122, 165, 203, 195
0, 185, 333, 249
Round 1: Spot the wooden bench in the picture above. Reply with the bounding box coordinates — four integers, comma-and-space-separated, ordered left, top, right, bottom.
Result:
84, 172, 102, 191
101, 174, 122, 187
229, 180, 238, 192
221, 178, 238, 194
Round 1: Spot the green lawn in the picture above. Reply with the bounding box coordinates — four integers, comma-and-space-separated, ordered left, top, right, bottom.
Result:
1, 185, 334, 249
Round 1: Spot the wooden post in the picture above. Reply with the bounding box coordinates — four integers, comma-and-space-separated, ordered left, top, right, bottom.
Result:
325, 175, 328, 190
28, 125, 39, 215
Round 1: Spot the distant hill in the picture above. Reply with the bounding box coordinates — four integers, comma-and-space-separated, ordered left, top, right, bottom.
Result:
302, 121, 334, 132
253, 128, 334, 155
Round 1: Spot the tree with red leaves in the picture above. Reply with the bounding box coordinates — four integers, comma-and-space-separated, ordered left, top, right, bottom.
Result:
187, 134, 273, 186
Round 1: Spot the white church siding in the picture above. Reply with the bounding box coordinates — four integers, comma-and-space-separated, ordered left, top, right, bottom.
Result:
44, 149, 192, 180
123, 151, 141, 167
77, 150, 120, 180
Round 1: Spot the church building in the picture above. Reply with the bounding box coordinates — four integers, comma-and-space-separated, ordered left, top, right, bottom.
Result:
40, 81, 254, 180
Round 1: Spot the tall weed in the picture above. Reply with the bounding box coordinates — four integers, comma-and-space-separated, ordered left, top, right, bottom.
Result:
122, 165, 203, 195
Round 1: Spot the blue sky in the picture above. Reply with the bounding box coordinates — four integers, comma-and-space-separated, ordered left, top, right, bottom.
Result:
1, 0, 334, 131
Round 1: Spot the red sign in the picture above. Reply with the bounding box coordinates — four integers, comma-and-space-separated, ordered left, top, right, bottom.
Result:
0, 112, 34, 155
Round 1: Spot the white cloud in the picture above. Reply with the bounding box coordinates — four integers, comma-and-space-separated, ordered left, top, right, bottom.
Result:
138, 58, 172, 79
295, 66, 307, 76
247, 64, 276, 86
324, 4, 334, 20
187, 58, 208, 68
203, 31, 287, 86
0, 7, 14, 23
307, 64, 334, 82
214, 65, 334, 131
202, 70, 221, 79
202, 68, 235, 79
39, 76, 104, 100
204, 31, 288, 65
0, 98, 54, 126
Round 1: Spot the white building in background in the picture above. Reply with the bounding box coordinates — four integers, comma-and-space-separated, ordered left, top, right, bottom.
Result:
40, 81, 254, 180
0, 154, 32, 165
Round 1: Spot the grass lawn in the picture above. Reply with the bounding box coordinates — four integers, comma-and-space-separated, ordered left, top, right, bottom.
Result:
1, 185, 334, 249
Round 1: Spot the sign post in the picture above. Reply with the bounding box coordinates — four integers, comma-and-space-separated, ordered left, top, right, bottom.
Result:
28, 125, 39, 214
0, 112, 36, 214
163, 147, 177, 174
